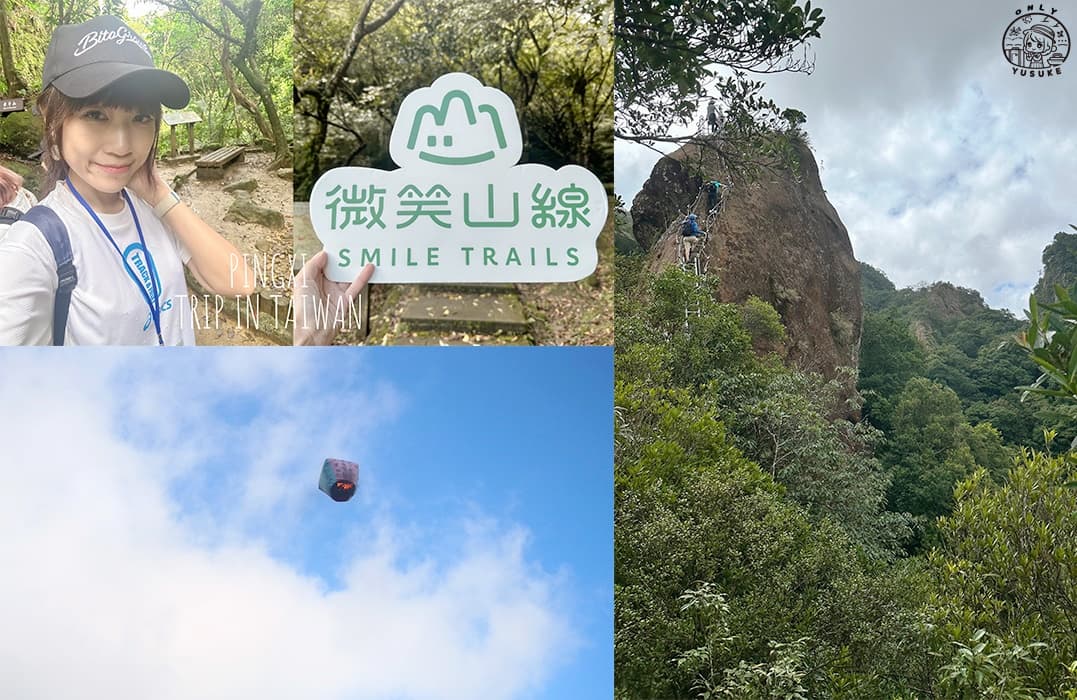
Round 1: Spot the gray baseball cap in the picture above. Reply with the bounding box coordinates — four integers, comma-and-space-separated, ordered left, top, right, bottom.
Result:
42, 16, 189, 108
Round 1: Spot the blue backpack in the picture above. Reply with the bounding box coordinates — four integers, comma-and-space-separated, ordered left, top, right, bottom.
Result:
8, 207, 76, 346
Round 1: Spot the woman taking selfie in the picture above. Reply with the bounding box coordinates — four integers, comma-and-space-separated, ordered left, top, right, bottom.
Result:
0, 16, 254, 345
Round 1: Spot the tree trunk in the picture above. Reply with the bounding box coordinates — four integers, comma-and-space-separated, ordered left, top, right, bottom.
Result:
232, 56, 289, 166
227, 0, 289, 166
220, 92, 232, 145
0, 0, 26, 94
221, 40, 271, 142
296, 94, 330, 201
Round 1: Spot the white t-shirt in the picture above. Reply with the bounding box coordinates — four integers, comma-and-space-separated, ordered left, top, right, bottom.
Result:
0, 182, 195, 345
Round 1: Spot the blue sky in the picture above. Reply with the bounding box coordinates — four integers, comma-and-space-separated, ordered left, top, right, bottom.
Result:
616, 0, 1076, 313
0, 348, 611, 700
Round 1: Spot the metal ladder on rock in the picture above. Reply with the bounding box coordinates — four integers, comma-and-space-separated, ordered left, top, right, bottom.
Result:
680, 180, 731, 324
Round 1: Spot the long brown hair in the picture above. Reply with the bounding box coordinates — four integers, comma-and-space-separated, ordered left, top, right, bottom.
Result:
36, 84, 162, 197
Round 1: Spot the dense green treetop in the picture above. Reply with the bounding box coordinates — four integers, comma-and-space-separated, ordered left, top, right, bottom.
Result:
1020, 281, 1077, 432
928, 449, 1077, 696
860, 262, 896, 313
615, 0, 823, 180
294, 0, 614, 198
856, 262, 1068, 450
615, 0, 822, 138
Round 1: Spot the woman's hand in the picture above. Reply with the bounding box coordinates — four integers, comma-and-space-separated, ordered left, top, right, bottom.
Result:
127, 161, 170, 208
293, 251, 375, 345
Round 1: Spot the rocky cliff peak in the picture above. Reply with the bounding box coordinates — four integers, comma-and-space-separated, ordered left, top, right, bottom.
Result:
1033, 227, 1077, 303
630, 138, 863, 379
914, 282, 989, 320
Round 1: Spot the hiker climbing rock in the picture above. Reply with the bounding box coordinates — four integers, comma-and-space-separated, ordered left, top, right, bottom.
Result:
680, 213, 702, 262
707, 180, 723, 213
706, 98, 721, 134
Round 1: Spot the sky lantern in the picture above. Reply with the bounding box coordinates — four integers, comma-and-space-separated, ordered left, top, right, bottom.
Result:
319, 458, 359, 502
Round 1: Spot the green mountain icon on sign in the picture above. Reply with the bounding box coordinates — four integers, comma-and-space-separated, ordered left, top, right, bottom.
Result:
405, 89, 508, 165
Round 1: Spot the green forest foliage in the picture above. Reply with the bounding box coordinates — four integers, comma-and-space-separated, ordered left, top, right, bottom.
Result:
614, 1, 1074, 691
860, 262, 896, 312
858, 312, 926, 431
883, 378, 1011, 548
144, 0, 293, 156
614, 0, 821, 137
0, 0, 291, 159
928, 449, 1077, 696
1022, 283, 1077, 402
294, 0, 614, 200
615, 256, 1077, 698
858, 264, 1076, 451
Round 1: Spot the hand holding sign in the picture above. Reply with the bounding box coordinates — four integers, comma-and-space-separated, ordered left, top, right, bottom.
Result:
293, 251, 375, 346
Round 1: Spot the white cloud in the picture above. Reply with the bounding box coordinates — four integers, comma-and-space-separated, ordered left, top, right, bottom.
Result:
0, 354, 573, 700
100, 349, 405, 531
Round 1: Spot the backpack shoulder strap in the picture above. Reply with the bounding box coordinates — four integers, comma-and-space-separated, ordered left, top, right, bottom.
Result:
21, 206, 77, 346
0, 205, 24, 225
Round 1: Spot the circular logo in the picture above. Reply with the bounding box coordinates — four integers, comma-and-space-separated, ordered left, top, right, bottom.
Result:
1003, 12, 1070, 70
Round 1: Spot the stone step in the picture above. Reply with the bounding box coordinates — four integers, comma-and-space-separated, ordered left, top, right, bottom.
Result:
400, 294, 529, 334
387, 334, 532, 346
422, 282, 518, 295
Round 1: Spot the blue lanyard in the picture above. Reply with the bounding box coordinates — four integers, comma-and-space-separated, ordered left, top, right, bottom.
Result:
66, 182, 165, 345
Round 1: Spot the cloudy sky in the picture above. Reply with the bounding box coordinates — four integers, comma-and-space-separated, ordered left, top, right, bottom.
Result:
617, 0, 1076, 312
0, 348, 612, 700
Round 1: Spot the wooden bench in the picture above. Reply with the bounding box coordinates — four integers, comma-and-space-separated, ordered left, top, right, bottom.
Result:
195, 145, 245, 180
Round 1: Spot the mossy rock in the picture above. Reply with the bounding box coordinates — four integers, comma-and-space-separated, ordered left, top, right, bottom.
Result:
223, 178, 258, 193
0, 112, 43, 158
224, 191, 285, 229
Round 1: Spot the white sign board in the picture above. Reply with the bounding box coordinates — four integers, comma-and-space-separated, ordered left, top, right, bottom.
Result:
309, 73, 607, 283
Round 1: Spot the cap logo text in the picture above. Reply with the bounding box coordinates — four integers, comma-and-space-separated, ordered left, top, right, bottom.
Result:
73, 27, 151, 59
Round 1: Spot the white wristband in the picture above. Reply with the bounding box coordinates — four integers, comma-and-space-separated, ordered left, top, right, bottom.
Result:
154, 189, 181, 218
